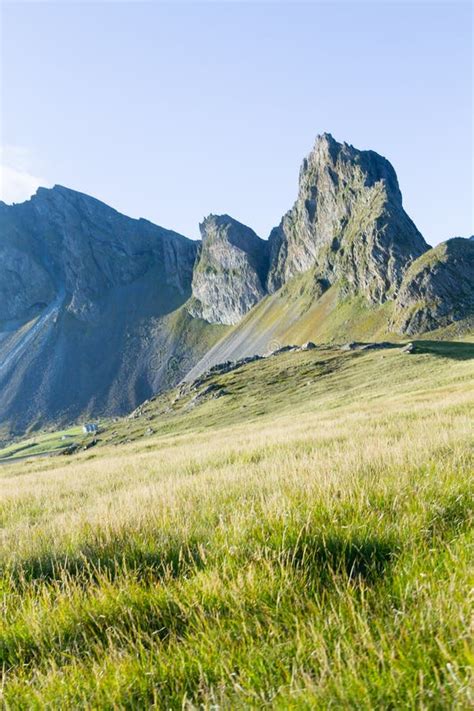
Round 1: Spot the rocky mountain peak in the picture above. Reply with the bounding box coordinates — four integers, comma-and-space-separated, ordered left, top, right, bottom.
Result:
200, 214, 269, 282
30, 184, 112, 217
309, 131, 339, 159
267, 135, 427, 300
186, 134, 432, 327
303, 133, 403, 203
0, 186, 198, 323
188, 214, 269, 325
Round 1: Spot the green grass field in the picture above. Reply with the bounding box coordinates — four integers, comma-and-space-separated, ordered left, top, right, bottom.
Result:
0, 340, 473, 708
0, 426, 85, 462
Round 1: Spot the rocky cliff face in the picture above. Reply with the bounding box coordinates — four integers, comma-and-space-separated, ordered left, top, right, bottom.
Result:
267, 133, 429, 301
0, 243, 55, 322
0, 186, 210, 436
392, 238, 474, 334
0, 186, 197, 322
188, 214, 269, 325
188, 135, 430, 326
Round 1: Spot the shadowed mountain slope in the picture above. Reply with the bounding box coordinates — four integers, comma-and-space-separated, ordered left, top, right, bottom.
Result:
0, 186, 224, 437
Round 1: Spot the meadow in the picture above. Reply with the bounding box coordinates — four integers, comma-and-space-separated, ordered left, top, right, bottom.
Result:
0, 341, 473, 709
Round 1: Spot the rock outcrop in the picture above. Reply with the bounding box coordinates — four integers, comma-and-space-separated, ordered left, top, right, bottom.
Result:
267, 133, 429, 301
188, 214, 269, 325
392, 238, 474, 334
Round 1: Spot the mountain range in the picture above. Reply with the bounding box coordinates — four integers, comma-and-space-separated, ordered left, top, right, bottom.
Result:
1, 133, 472, 438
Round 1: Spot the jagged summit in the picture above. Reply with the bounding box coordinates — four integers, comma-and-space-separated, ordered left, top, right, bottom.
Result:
188, 214, 268, 325
186, 134, 430, 327
9, 186, 181, 238
9, 184, 114, 209
29, 185, 165, 229
266, 133, 428, 297
37, 183, 78, 195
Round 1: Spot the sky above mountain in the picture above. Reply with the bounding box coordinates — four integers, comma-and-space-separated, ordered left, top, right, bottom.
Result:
1, 0, 472, 245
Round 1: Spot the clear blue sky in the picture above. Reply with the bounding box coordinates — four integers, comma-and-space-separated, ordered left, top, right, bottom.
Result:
1, 1, 472, 245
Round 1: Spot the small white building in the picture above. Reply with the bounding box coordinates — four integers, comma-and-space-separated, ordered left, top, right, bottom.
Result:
82, 423, 98, 435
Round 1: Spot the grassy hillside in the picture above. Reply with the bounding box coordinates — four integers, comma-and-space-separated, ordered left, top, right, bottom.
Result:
0, 426, 84, 462
184, 276, 400, 382
0, 340, 473, 708
185, 267, 474, 383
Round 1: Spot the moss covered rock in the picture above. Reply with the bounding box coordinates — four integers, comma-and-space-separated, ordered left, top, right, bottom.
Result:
392, 238, 474, 334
